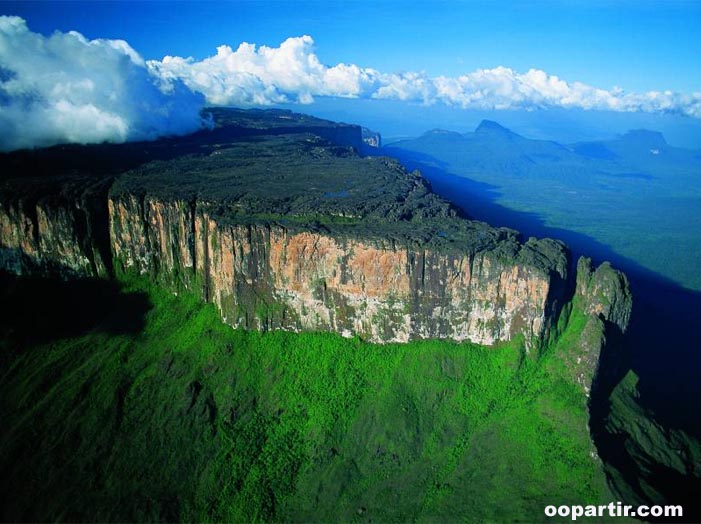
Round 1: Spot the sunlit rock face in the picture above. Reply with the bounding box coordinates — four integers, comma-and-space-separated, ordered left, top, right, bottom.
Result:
108, 195, 557, 345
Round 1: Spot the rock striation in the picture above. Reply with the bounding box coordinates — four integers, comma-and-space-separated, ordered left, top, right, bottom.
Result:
108, 194, 564, 345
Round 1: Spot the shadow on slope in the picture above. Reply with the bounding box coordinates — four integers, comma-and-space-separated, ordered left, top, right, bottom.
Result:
381, 148, 701, 519
0, 271, 151, 363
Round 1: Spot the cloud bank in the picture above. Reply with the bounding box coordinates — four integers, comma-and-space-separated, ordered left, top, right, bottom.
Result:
150, 35, 701, 118
1, 17, 700, 152
0, 16, 205, 151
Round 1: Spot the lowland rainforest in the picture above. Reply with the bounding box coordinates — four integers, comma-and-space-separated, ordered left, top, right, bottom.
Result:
0, 108, 698, 523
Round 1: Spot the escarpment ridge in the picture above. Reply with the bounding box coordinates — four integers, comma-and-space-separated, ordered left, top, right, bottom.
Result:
0, 109, 630, 358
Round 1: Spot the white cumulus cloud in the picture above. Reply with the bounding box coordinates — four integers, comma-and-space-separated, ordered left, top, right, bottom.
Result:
0, 16, 206, 151
148, 35, 701, 119
148, 36, 382, 106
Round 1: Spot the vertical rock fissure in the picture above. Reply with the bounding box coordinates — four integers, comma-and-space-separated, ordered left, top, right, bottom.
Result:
86, 180, 115, 277
189, 199, 197, 280
203, 214, 211, 302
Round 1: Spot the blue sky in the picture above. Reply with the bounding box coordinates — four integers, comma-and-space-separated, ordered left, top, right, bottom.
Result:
1, 0, 700, 149
3, 0, 700, 93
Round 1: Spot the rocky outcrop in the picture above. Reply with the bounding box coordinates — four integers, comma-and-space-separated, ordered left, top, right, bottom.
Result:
576, 257, 632, 334
562, 257, 632, 395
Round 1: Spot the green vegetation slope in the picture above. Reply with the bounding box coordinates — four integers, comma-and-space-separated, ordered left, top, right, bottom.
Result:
0, 272, 624, 523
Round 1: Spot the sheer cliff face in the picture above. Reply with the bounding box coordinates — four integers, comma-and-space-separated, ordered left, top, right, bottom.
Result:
109, 195, 555, 345
0, 183, 111, 277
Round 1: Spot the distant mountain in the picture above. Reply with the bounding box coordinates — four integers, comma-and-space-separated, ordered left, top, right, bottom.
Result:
385, 119, 701, 181
474, 119, 519, 138
620, 129, 667, 149
386, 120, 582, 178
572, 129, 701, 173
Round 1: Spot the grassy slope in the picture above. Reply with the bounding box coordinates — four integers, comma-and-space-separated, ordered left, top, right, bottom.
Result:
0, 275, 618, 523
